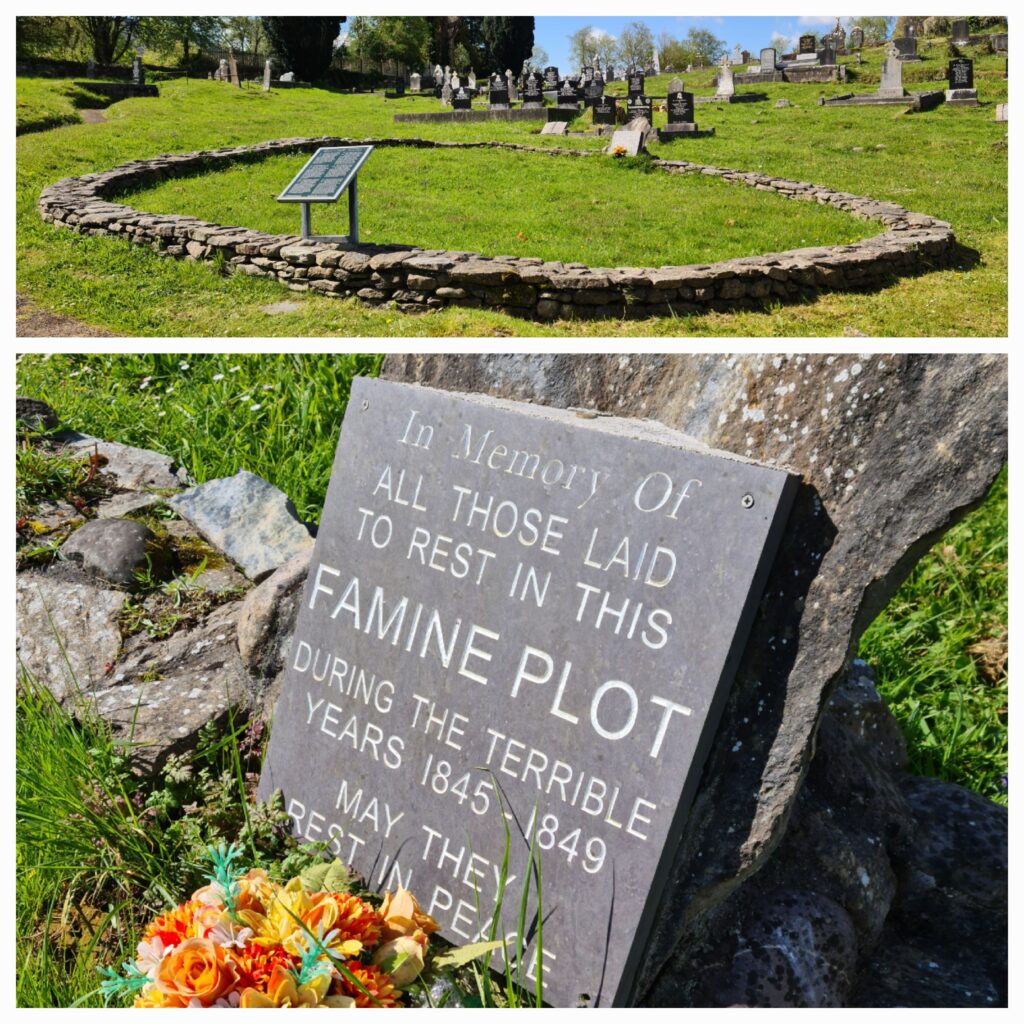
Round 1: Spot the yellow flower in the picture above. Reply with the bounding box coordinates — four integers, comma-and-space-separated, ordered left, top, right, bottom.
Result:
378, 887, 439, 943
371, 935, 426, 988
239, 965, 351, 1008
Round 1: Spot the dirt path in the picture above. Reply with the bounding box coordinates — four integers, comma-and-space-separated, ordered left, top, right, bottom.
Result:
16, 293, 120, 338
79, 109, 108, 124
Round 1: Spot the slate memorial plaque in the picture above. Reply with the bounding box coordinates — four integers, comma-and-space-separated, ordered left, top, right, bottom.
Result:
593, 95, 618, 124
544, 65, 560, 89
277, 146, 373, 203
799, 34, 817, 54
452, 88, 472, 110
259, 378, 798, 1007
627, 96, 653, 122
667, 86, 695, 124
948, 58, 974, 89
627, 71, 645, 99
522, 75, 544, 106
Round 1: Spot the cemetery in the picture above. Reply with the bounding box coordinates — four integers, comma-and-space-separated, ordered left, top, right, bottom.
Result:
15, 17, 1007, 337
15, 352, 1008, 1007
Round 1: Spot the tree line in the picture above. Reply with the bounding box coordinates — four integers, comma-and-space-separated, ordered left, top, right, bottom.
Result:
15, 16, 538, 82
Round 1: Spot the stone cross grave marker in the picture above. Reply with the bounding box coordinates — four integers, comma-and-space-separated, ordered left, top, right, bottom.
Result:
716, 58, 735, 98
878, 42, 906, 97
259, 377, 799, 1008
593, 95, 618, 125
732, 44, 742, 65
506, 69, 517, 102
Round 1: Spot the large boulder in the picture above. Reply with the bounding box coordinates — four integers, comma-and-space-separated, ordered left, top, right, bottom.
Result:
380, 353, 1007, 1005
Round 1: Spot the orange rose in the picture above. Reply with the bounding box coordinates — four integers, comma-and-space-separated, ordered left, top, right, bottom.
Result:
155, 937, 240, 1007
378, 888, 439, 943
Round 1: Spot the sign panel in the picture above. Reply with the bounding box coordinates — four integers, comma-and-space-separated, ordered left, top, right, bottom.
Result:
259, 378, 798, 1006
277, 146, 374, 203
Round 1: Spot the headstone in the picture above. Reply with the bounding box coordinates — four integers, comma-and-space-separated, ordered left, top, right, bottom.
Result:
434, 64, 443, 86
799, 34, 817, 54
830, 18, 846, 49
592, 95, 618, 125
627, 70, 646, 100
441, 80, 452, 106
584, 80, 604, 109
605, 64, 615, 83
410, 71, 421, 92
741, 50, 751, 64
522, 73, 544, 107
716, 58, 735, 98
544, 66, 559, 89
819, 45, 837, 66
228, 50, 240, 87
540, 119, 568, 135
450, 73, 460, 91
951, 19, 970, 45
452, 88, 471, 110
393, 78, 406, 97
280, 71, 295, 83
582, 65, 595, 83
258, 378, 799, 1008
995, 102, 1008, 121
991, 33, 1008, 53
627, 96, 653, 122
215, 58, 228, 81
760, 47, 777, 72
131, 56, 143, 86
489, 72, 509, 108
505, 69, 517, 103
666, 79, 695, 125
263, 60, 272, 91
878, 42, 906, 97
732, 44, 742, 65
468, 69, 477, 90
850, 27, 864, 49
946, 57, 979, 105
893, 37, 918, 60
652, 49, 661, 75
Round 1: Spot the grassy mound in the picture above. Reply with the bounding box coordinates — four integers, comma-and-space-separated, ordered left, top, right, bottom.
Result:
123, 148, 879, 268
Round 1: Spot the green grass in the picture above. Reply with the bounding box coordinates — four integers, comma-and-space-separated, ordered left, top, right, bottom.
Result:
860, 466, 1008, 805
16, 77, 111, 134
124, 148, 878, 268
15, 37, 1007, 336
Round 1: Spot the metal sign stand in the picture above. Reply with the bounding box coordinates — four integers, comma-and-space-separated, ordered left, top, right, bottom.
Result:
299, 178, 360, 244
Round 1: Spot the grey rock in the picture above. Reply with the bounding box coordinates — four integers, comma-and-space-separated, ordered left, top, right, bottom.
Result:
97, 602, 252, 775
191, 563, 250, 596
16, 397, 59, 433
59, 518, 171, 590
775, 98, 792, 108
96, 491, 163, 519
237, 548, 312, 686
60, 433, 187, 491
381, 353, 1007, 1005
16, 576, 123, 700
168, 470, 314, 581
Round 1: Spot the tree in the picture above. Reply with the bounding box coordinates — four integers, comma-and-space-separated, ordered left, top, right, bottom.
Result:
480, 16, 534, 72
16, 16, 84, 60
426, 16, 486, 70
139, 17, 223, 67
683, 26, 726, 66
615, 20, 655, 70
527, 44, 549, 71
262, 16, 343, 82
74, 16, 140, 64
770, 33, 791, 55
568, 25, 616, 70
847, 16, 893, 45
223, 16, 268, 57
347, 16, 430, 74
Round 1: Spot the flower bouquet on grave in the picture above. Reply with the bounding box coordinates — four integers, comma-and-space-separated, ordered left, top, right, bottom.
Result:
97, 843, 447, 1007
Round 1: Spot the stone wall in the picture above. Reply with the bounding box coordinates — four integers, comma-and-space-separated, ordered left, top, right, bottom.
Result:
38, 136, 957, 320
393, 108, 548, 124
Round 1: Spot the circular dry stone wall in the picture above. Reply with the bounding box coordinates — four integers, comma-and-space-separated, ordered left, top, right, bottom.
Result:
38, 136, 957, 320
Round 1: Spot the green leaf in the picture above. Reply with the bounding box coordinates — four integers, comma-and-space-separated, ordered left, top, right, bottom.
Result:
298, 858, 351, 893
432, 939, 505, 969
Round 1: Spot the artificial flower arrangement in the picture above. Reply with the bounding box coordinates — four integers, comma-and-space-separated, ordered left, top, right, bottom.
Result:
98, 844, 441, 1007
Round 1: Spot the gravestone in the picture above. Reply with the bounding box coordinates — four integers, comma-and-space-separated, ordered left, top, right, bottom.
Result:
263, 60, 272, 92
627, 70, 646, 100
506, 69, 517, 103
550, 80, 579, 118
228, 50, 240, 87
259, 376, 800, 1008
468, 70, 477, 90
819, 44, 837, 66
584, 80, 604, 109
434, 64, 443, 86
951, 19, 970, 45
799, 34, 817, 54
732, 44, 742, 65
946, 57, 979, 105
583, 65, 595, 83
450, 73, 460, 91
995, 102, 1007, 121
592, 95, 618, 125
544, 66, 560, 89
131, 56, 143, 86
522, 73, 544, 107
605, 64, 616, 82
741, 50, 751, 64
441, 80, 452, 106
627, 96, 653, 122
540, 120, 568, 135
489, 72, 509, 108
893, 37, 918, 60
716, 59, 735, 99
215, 58, 228, 81
760, 48, 777, 72
878, 43, 906, 97
659, 79, 710, 141
991, 32, 1008, 53
850, 27, 864, 49
829, 18, 846, 50
393, 78, 406, 97
452, 87, 471, 110
410, 71, 421, 92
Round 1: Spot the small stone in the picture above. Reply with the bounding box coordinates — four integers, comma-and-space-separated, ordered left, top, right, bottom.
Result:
775, 99, 792, 108
60, 518, 172, 589
260, 300, 303, 315
60, 433, 187, 491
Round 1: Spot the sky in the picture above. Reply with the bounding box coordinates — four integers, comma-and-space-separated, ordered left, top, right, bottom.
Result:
534, 16, 860, 70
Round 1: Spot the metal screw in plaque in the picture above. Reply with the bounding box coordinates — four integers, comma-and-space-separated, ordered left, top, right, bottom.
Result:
276, 145, 374, 244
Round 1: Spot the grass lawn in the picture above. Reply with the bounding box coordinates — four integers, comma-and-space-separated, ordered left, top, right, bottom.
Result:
15, 37, 1007, 337
15, 353, 1008, 1004
16, 77, 111, 134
